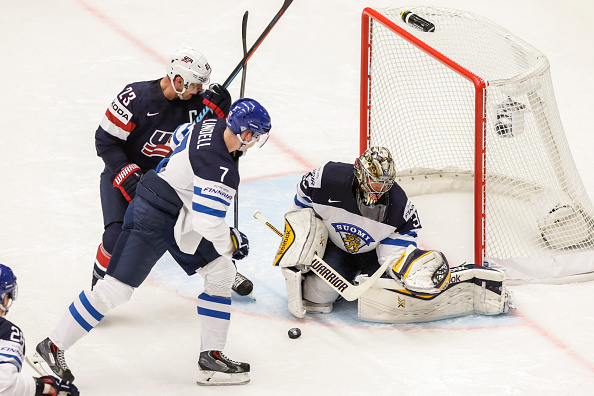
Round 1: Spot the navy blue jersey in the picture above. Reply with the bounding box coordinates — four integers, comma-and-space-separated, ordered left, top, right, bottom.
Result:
0, 317, 25, 367
95, 78, 211, 173
293, 162, 421, 264
189, 120, 240, 190
0, 317, 37, 395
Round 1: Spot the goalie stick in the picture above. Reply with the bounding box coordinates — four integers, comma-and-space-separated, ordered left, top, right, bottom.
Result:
194, 0, 293, 123
253, 210, 392, 301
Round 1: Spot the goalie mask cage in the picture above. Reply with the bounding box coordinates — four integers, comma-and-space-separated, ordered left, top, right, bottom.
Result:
361, 6, 594, 283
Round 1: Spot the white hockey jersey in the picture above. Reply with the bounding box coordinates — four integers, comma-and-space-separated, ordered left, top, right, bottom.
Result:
0, 317, 36, 396
292, 162, 421, 265
158, 120, 236, 256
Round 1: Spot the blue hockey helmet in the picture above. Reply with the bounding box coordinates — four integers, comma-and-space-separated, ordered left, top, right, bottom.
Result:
0, 264, 17, 314
226, 98, 271, 149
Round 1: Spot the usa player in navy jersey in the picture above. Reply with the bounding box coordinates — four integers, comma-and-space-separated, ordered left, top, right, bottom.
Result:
0, 264, 79, 396
30, 98, 271, 386
92, 46, 233, 289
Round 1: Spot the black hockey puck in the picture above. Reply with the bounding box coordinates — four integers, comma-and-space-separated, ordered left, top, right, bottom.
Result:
288, 328, 301, 339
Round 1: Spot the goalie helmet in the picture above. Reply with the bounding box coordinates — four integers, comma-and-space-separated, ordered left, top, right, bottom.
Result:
166, 46, 211, 96
0, 264, 17, 314
227, 98, 272, 149
354, 146, 396, 205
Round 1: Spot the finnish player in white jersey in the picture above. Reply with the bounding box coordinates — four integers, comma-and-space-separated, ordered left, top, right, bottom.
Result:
273, 147, 513, 322
0, 264, 79, 396
27, 98, 272, 387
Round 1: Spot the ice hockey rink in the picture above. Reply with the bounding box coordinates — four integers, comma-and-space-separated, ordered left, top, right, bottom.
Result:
1, 0, 594, 394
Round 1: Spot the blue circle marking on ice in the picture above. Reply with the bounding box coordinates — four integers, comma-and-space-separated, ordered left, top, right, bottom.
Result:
149, 173, 521, 329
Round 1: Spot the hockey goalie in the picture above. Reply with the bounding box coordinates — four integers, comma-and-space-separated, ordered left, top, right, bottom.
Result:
273, 147, 513, 322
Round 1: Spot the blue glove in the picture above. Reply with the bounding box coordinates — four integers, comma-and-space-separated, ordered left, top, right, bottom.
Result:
36, 376, 79, 396
230, 227, 249, 260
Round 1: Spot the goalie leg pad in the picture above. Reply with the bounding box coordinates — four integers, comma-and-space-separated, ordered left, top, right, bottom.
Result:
281, 267, 306, 318
302, 299, 333, 314
358, 265, 511, 323
282, 268, 334, 317
274, 208, 328, 271
450, 264, 512, 315
302, 271, 340, 304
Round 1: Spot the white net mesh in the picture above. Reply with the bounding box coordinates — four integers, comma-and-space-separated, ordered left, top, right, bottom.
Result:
363, 7, 594, 268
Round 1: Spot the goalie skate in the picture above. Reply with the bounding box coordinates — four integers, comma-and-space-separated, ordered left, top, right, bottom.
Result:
26, 337, 75, 382
196, 350, 250, 386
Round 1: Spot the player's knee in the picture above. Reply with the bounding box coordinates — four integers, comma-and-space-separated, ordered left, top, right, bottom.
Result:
92, 274, 135, 309
199, 256, 235, 296
303, 273, 339, 304
102, 222, 123, 254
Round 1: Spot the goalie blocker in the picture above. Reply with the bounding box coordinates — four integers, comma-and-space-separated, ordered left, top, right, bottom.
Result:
272, 209, 513, 322
273, 208, 328, 318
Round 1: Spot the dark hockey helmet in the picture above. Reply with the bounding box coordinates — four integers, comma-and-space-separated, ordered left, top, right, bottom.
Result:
354, 146, 396, 205
227, 98, 272, 149
0, 264, 17, 314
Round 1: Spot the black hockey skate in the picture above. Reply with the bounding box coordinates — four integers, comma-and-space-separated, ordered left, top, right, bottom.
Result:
197, 350, 250, 386
27, 337, 74, 382
232, 271, 254, 298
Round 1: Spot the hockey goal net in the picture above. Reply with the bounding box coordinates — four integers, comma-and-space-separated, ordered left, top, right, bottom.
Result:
361, 6, 594, 282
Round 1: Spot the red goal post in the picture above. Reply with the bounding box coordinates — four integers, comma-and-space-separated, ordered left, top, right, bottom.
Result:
361, 7, 487, 267
360, 6, 594, 283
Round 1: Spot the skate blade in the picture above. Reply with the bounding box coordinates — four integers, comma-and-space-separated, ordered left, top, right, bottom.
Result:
196, 370, 250, 386
25, 353, 52, 377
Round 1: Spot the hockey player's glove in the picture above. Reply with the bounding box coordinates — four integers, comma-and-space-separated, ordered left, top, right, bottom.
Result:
390, 245, 451, 295
202, 83, 231, 118
230, 227, 249, 260
113, 163, 142, 202
36, 375, 79, 396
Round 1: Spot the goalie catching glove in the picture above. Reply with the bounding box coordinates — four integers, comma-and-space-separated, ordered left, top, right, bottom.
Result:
113, 163, 142, 202
389, 245, 451, 295
230, 227, 249, 260
202, 83, 231, 118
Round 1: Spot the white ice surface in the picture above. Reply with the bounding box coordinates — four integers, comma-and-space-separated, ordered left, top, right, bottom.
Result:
1, 0, 594, 395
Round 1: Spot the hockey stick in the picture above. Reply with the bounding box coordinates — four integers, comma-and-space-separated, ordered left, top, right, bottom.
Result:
157, 0, 293, 172
253, 211, 392, 301
239, 10, 249, 101
194, 0, 294, 123
231, 11, 255, 300
233, 10, 249, 229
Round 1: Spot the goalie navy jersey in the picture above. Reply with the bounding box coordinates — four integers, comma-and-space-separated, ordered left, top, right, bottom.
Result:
158, 118, 238, 256
95, 78, 211, 173
292, 162, 421, 264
